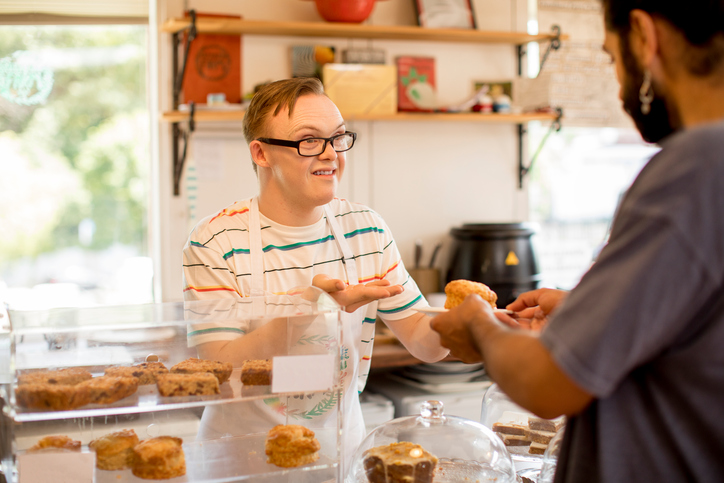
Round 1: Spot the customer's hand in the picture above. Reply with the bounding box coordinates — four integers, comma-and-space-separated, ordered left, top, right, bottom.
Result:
429, 294, 499, 363
506, 288, 569, 331
312, 274, 403, 313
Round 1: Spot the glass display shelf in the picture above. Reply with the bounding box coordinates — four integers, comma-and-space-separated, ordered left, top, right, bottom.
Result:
1, 290, 343, 483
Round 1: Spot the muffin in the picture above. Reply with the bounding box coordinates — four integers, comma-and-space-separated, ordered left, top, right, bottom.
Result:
265, 424, 320, 468
444, 280, 497, 309
89, 429, 139, 470
131, 436, 186, 479
27, 435, 81, 452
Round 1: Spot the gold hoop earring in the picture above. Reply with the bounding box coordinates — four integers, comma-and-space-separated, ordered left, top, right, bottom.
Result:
639, 69, 654, 115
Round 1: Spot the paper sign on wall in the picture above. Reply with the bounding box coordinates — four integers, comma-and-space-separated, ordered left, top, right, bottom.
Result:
271, 354, 335, 393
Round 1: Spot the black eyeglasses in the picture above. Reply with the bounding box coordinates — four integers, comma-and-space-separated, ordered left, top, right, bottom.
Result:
257, 131, 357, 157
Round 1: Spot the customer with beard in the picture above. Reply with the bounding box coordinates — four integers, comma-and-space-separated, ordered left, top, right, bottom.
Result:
429, 1, 724, 481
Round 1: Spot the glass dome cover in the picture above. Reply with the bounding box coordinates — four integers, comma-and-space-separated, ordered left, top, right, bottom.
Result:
346, 400, 516, 483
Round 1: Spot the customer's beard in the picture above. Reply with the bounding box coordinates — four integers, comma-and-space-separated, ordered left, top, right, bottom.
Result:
620, 59, 678, 144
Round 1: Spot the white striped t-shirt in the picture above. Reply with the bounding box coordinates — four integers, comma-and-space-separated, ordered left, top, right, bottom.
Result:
182, 197, 427, 391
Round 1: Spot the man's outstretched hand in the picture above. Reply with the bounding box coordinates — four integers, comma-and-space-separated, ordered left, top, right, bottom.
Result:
312, 274, 403, 313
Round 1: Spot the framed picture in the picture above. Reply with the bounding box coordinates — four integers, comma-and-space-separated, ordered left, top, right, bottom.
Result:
414, 0, 476, 29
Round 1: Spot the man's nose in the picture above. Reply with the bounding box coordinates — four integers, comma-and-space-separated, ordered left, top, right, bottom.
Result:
319, 141, 337, 159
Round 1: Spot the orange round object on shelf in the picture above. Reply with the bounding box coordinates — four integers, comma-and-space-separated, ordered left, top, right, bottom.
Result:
313, 0, 378, 23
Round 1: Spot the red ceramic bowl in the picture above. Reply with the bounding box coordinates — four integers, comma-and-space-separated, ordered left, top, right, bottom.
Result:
314, 0, 377, 23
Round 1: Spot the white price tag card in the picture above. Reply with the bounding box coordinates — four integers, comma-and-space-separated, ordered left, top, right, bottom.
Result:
271, 354, 335, 393
18, 451, 95, 483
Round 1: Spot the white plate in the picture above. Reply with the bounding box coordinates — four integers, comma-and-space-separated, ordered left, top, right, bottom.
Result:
400, 368, 486, 384
410, 361, 484, 374
413, 307, 513, 316
387, 372, 493, 394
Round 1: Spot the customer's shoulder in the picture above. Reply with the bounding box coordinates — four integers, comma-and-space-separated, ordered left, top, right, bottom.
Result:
664, 121, 724, 159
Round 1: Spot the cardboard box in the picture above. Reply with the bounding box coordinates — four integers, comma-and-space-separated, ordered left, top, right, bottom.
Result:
322, 64, 397, 116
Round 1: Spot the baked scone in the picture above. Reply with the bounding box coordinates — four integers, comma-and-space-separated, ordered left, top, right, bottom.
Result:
82, 376, 139, 404
156, 373, 220, 397
170, 357, 233, 384
15, 382, 92, 410
27, 435, 81, 452
104, 362, 169, 385
18, 368, 92, 386
362, 441, 438, 483
444, 279, 497, 309
265, 424, 320, 468
241, 359, 272, 386
89, 429, 139, 470
132, 436, 186, 480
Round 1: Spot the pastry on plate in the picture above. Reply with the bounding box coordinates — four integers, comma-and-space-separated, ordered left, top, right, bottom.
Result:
89, 429, 139, 470
265, 424, 320, 468
444, 279, 497, 309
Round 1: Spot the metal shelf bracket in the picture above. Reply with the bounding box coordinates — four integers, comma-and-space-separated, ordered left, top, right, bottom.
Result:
518, 107, 563, 189
171, 9, 197, 196
517, 24, 563, 77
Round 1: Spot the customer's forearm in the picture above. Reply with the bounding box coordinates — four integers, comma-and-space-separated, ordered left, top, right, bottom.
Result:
472, 321, 592, 419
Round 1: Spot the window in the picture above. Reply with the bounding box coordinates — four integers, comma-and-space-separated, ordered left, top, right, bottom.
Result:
0, 24, 152, 309
527, 124, 659, 289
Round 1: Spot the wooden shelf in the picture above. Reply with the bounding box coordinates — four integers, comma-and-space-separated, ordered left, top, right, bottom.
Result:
161, 109, 560, 124
160, 17, 566, 45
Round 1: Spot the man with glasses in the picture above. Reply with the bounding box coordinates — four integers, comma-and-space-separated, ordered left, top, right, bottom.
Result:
182, 77, 448, 466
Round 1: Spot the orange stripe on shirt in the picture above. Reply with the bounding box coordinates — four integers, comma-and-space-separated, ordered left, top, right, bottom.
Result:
358, 260, 401, 283
209, 206, 249, 223
183, 285, 237, 293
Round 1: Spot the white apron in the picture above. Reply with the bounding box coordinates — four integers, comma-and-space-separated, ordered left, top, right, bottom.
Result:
196, 197, 367, 474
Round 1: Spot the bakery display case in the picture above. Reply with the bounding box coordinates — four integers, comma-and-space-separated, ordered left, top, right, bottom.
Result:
0, 288, 343, 482
346, 399, 517, 483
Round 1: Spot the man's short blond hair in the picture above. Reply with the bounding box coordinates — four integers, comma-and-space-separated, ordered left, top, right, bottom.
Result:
243, 78, 327, 172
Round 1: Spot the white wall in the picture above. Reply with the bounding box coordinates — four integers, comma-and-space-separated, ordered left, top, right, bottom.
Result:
156, 0, 531, 301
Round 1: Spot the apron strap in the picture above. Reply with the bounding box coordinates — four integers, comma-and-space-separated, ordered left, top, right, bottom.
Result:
324, 204, 358, 287
249, 197, 265, 305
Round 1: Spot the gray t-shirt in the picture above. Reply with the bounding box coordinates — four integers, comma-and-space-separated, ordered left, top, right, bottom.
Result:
540, 120, 724, 482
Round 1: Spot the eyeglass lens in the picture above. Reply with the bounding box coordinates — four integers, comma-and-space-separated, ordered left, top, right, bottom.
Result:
299, 133, 355, 156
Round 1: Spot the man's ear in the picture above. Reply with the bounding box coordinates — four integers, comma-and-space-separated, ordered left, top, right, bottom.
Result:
629, 9, 659, 68
250, 140, 270, 169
